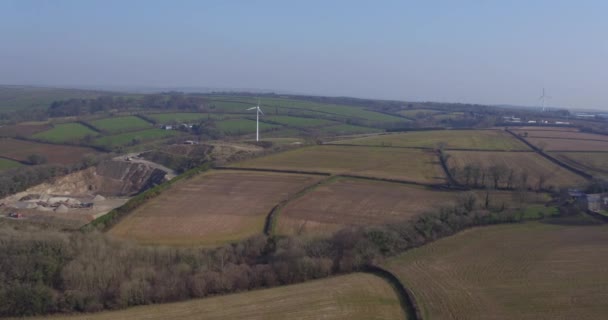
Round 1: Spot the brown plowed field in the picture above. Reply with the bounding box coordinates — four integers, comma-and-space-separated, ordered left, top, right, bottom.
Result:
447, 150, 587, 189
0, 123, 52, 137
526, 137, 608, 151
0, 138, 100, 165
277, 178, 543, 236
233, 145, 446, 184
109, 170, 322, 246
387, 222, 608, 320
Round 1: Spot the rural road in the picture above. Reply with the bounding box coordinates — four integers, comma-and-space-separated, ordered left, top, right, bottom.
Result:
114, 153, 178, 180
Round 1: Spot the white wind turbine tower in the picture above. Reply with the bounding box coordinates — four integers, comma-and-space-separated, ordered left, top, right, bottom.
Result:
539, 88, 551, 112
246, 100, 264, 141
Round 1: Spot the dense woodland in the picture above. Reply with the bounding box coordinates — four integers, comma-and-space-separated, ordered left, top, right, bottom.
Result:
0, 192, 555, 317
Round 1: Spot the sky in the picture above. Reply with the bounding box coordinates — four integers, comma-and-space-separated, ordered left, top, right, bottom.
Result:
1, 0, 607, 109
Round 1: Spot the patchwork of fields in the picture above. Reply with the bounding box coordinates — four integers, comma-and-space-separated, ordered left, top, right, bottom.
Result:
43, 273, 404, 320
90, 115, 151, 133
232, 145, 446, 184
551, 152, 608, 179
32, 122, 98, 143
386, 222, 608, 320
93, 128, 180, 147
109, 170, 322, 246
335, 129, 530, 150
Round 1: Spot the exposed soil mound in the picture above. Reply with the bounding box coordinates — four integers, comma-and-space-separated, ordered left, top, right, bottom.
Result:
95, 161, 167, 196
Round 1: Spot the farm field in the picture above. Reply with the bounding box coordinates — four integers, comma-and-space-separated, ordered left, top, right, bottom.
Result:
512, 129, 608, 141
93, 128, 180, 147
216, 119, 282, 135
0, 138, 99, 164
509, 126, 578, 132
526, 137, 608, 151
317, 124, 383, 135
109, 170, 323, 246
278, 177, 550, 236
90, 116, 151, 133
0, 158, 22, 171
232, 145, 447, 184
0, 123, 52, 137
336, 129, 529, 150
447, 150, 587, 189
32, 122, 98, 143
0, 85, 102, 112
398, 108, 441, 117
550, 152, 608, 179
262, 115, 337, 127
41, 273, 404, 320
386, 222, 608, 320
147, 112, 238, 123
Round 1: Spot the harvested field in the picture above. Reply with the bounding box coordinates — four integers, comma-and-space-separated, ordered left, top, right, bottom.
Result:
447, 150, 587, 189
336, 129, 529, 150
526, 137, 608, 151
509, 126, 578, 132
109, 170, 322, 246
551, 152, 608, 179
233, 145, 446, 184
0, 138, 100, 165
39, 273, 404, 320
386, 222, 608, 320
278, 178, 549, 236
90, 116, 151, 133
0, 123, 51, 137
32, 123, 98, 143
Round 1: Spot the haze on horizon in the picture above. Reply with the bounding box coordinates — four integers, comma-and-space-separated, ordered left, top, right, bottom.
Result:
1, 0, 607, 109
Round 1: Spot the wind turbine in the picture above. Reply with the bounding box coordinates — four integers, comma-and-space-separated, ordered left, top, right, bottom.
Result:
539, 88, 551, 112
246, 100, 264, 141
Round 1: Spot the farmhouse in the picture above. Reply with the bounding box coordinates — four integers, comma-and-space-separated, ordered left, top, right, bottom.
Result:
587, 193, 608, 213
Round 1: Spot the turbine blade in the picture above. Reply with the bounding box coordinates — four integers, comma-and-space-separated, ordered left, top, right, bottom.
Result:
246, 107, 257, 110
258, 107, 264, 115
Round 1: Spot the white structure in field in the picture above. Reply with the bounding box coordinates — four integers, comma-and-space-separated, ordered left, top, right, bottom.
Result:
246, 100, 264, 141
539, 88, 550, 112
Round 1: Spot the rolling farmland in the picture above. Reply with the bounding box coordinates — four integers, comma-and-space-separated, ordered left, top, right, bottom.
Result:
32, 122, 98, 143
398, 109, 441, 117
232, 145, 446, 184
90, 116, 151, 133
386, 222, 608, 320
41, 273, 404, 320
447, 150, 588, 189
0, 138, 99, 164
526, 137, 608, 151
551, 152, 608, 179
262, 115, 337, 127
317, 124, 383, 135
109, 170, 323, 246
336, 129, 529, 150
512, 129, 608, 141
147, 112, 235, 123
0, 123, 52, 137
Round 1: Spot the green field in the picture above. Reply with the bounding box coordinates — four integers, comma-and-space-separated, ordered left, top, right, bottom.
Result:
39, 273, 404, 320
336, 129, 530, 150
233, 145, 446, 184
317, 124, 383, 135
93, 128, 180, 147
0, 158, 22, 171
147, 112, 239, 123
398, 109, 442, 117
262, 115, 337, 127
386, 222, 608, 319
32, 123, 98, 143
216, 119, 282, 135
90, 116, 151, 133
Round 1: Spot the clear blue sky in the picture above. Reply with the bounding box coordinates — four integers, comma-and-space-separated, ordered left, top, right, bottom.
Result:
1, 0, 607, 109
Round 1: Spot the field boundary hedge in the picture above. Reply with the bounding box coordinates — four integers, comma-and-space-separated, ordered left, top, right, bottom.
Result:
214, 166, 332, 176
505, 129, 593, 180
82, 162, 212, 231
363, 265, 424, 320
